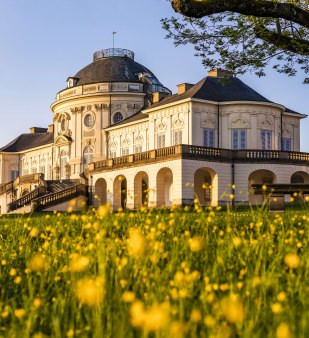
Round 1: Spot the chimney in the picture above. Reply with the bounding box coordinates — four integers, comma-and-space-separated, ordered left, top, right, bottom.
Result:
208, 69, 234, 78
153, 91, 170, 103
48, 124, 54, 133
177, 83, 194, 95
29, 127, 48, 134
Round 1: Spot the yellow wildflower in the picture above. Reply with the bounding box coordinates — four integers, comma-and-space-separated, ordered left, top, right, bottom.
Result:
127, 228, 146, 258
97, 203, 111, 219
14, 308, 26, 319
284, 253, 300, 269
271, 303, 283, 314
122, 291, 135, 303
29, 227, 39, 237
69, 254, 90, 272
190, 309, 202, 323
221, 294, 245, 323
189, 236, 203, 252
29, 254, 49, 272
75, 277, 105, 307
204, 315, 216, 328
9, 268, 17, 277
276, 323, 292, 338
33, 298, 42, 309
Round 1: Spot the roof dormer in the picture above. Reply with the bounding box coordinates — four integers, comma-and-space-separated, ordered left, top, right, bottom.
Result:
66, 77, 79, 88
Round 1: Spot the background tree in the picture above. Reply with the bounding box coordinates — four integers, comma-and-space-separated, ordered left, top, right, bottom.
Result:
162, 0, 309, 80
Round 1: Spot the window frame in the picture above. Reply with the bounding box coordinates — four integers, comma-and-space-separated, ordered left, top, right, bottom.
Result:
260, 129, 272, 150
121, 148, 129, 156
281, 137, 291, 151
84, 113, 95, 129
232, 129, 247, 150
10, 170, 19, 181
113, 112, 124, 124
82, 146, 94, 168
173, 129, 182, 145
157, 133, 166, 149
203, 128, 215, 148
134, 145, 143, 154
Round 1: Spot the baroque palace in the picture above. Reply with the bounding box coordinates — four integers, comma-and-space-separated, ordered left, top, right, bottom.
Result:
0, 48, 308, 213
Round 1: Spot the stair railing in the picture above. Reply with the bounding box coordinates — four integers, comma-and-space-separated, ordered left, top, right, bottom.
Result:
7, 186, 47, 212
32, 184, 87, 212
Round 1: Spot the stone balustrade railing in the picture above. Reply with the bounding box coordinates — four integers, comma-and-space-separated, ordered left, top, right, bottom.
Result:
88, 145, 309, 173
32, 184, 87, 212
7, 186, 47, 212
57, 81, 144, 101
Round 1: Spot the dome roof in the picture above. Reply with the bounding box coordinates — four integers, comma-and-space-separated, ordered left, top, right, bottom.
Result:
73, 48, 160, 86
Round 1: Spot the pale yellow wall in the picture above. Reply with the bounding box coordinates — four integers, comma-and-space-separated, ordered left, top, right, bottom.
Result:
0, 153, 20, 183
20, 145, 53, 179
107, 120, 149, 157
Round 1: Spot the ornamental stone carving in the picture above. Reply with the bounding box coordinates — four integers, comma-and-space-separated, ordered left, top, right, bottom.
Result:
55, 135, 72, 146
102, 104, 110, 110
157, 120, 167, 132
109, 139, 118, 149
173, 117, 184, 129
122, 136, 130, 147
70, 106, 85, 114
259, 119, 273, 130
201, 118, 215, 129
135, 134, 144, 144
231, 118, 249, 129
112, 103, 122, 110
283, 124, 293, 138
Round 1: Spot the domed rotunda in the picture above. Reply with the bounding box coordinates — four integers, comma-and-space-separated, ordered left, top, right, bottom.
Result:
51, 48, 171, 179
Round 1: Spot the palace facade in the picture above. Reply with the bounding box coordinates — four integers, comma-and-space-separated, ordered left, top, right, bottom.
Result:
0, 48, 308, 213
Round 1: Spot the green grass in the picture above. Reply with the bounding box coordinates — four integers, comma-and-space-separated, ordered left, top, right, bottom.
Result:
0, 205, 308, 337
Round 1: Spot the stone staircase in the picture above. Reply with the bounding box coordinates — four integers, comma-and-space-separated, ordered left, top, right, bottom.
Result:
7, 179, 87, 213
46, 180, 79, 193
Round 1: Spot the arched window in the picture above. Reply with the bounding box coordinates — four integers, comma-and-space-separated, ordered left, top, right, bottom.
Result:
83, 146, 94, 168
113, 112, 123, 124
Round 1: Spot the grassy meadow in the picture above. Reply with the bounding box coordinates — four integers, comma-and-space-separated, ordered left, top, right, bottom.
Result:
0, 204, 308, 338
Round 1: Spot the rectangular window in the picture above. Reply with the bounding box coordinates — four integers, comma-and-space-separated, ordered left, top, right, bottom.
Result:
60, 159, 66, 178
282, 138, 291, 151
39, 166, 45, 175
134, 145, 143, 153
109, 151, 116, 159
261, 130, 272, 150
122, 148, 129, 156
232, 129, 247, 149
10, 170, 19, 181
174, 130, 182, 145
157, 134, 165, 149
128, 84, 141, 92
203, 128, 215, 147
32, 168, 37, 174
47, 165, 52, 180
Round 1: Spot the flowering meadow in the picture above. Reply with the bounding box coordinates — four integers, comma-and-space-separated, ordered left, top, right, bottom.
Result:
0, 204, 308, 338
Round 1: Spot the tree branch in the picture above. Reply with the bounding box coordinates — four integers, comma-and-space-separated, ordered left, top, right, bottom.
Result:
172, 0, 309, 29
254, 25, 309, 55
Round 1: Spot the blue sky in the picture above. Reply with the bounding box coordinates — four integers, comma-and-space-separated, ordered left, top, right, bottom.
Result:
0, 0, 308, 150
